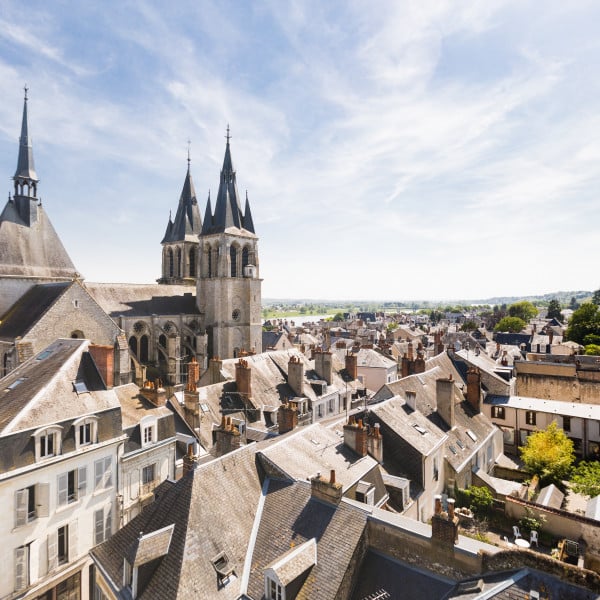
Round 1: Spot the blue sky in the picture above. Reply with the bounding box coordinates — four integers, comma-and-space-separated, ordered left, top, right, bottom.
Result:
1, 1, 599, 301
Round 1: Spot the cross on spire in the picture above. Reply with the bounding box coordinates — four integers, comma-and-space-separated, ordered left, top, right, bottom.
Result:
187, 139, 191, 167
225, 124, 231, 144
24, 84, 28, 100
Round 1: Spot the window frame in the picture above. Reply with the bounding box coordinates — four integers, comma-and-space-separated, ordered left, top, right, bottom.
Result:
492, 405, 506, 420
140, 416, 158, 448
57, 467, 87, 507
94, 457, 113, 492
73, 416, 98, 449
525, 410, 536, 426
33, 425, 63, 461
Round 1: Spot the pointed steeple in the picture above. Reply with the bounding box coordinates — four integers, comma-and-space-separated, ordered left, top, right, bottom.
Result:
244, 191, 255, 234
161, 152, 202, 243
13, 85, 39, 197
201, 191, 214, 235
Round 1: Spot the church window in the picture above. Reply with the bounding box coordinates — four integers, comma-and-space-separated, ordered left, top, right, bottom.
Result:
129, 336, 138, 356
207, 246, 213, 277
168, 249, 174, 277
176, 248, 182, 278
230, 246, 238, 277
140, 335, 149, 362
242, 246, 250, 271
189, 247, 196, 277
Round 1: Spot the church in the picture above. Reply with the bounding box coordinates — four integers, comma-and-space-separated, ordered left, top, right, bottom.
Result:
0, 90, 262, 385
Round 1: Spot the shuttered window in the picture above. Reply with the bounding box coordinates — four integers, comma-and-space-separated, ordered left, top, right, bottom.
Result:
94, 457, 112, 491
15, 546, 29, 591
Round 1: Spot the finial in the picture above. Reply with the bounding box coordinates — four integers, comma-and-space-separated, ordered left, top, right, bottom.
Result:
208, 189, 210, 200
226, 124, 231, 144
24, 84, 28, 101
246, 190, 248, 201
187, 139, 191, 166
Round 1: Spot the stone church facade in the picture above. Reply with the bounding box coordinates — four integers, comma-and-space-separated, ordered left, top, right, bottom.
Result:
0, 91, 262, 385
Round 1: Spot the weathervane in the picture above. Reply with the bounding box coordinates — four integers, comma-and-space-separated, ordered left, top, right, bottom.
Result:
226, 124, 231, 143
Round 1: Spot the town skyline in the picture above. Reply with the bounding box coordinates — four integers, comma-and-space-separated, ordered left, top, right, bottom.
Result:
1, 2, 599, 301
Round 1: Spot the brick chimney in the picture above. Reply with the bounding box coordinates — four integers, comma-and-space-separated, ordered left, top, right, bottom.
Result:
288, 355, 304, 396
466, 367, 481, 413
141, 379, 167, 406
432, 495, 459, 546
208, 356, 223, 384
278, 402, 298, 434
182, 443, 199, 476
215, 416, 241, 457
314, 348, 333, 385
310, 469, 343, 506
235, 358, 252, 400
436, 376, 455, 428
414, 353, 425, 374
345, 352, 358, 380
343, 416, 368, 457
368, 422, 383, 463
89, 344, 114, 388
187, 356, 200, 391
407, 341, 414, 361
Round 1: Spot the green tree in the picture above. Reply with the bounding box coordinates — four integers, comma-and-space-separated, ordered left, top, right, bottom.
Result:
494, 316, 526, 333
565, 303, 600, 345
467, 486, 494, 518
332, 312, 345, 322
546, 299, 562, 321
508, 301, 538, 322
520, 422, 575, 485
460, 320, 478, 332
570, 296, 580, 310
584, 344, 600, 356
571, 461, 600, 498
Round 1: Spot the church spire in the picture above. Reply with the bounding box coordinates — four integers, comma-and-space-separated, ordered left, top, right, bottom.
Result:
13, 85, 39, 198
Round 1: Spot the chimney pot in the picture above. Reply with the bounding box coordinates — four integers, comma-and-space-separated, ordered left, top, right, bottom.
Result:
330, 469, 336, 484
434, 494, 442, 515
447, 498, 455, 519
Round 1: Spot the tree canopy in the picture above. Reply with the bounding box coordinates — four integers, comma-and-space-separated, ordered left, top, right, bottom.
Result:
508, 300, 538, 322
520, 422, 575, 485
494, 316, 526, 333
546, 299, 562, 321
565, 302, 600, 345
571, 461, 600, 498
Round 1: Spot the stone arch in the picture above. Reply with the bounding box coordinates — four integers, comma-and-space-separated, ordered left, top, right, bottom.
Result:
129, 336, 138, 356
242, 245, 250, 272
140, 335, 149, 362
168, 248, 174, 277
176, 248, 182, 278
230, 243, 240, 278
189, 247, 196, 277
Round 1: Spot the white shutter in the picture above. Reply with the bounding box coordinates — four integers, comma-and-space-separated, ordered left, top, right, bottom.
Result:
94, 509, 104, 545
15, 488, 28, 527
95, 460, 103, 490
105, 504, 112, 541
47, 530, 58, 572
160, 456, 169, 480
36, 483, 50, 518
104, 457, 112, 488
130, 469, 139, 500
14, 546, 28, 591
68, 520, 78, 561
58, 473, 68, 506
78, 466, 87, 497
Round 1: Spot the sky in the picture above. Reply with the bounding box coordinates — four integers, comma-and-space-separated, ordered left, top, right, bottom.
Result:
0, 1, 599, 302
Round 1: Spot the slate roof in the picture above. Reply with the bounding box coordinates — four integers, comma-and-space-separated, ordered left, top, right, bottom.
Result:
84, 283, 199, 317
246, 479, 369, 600
0, 281, 71, 335
161, 163, 202, 244
0, 200, 79, 278
0, 338, 117, 435
13, 92, 38, 181
257, 423, 379, 492
91, 444, 263, 599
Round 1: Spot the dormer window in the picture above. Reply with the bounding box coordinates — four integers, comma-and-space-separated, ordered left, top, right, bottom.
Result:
73, 416, 98, 449
33, 426, 63, 461
140, 416, 158, 448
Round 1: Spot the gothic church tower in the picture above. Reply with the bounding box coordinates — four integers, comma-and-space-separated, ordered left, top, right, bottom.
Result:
158, 150, 202, 285
197, 128, 262, 359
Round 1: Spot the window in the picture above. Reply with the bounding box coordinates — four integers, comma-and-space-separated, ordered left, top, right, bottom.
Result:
492, 406, 505, 420
563, 416, 571, 432
14, 545, 29, 591
500, 426, 515, 446
143, 426, 153, 444
317, 404, 323, 418
142, 463, 156, 485
58, 468, 86, 506
268, 578, 283, 600
94, 457, 112, 491
328, 398, 334, 413
140, 416, 158, 448
525, 411, 536, 426
48, 522, 77, 571
74, 416, 98, 449
15, 484, 49, 526
94, 505, 113, 545
80, 422, 92, 445
33, 426, 62, 461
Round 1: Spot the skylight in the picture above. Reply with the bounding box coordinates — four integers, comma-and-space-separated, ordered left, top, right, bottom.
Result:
7, 377, 26, 390
73, 381, 88, 394
36, 350, 53, 361
449, 445, 457, 455
456, 440, 464, 449
466, 430, 478, 442
413, 424, 427, 435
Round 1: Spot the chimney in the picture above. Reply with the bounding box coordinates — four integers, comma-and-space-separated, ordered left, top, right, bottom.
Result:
215, 416, 241, 457
345, 352, 358, 380
431, 495, 459, 547
209, 356, 223, 384
401, 354, 410, 378
414, 354, 425, 374
343, 416, 368, 457
141, 379, 167, 406
466, 367, 481, 413
186, 356, 200, 391
310, 470, 343, 506
182, 443, 199, 476
405, 390, 417, 411
407, 341, 414, 361
235, 358, 252, 400
288, 355, 304, 396
277, 402, 298, 434
314, 349, 333, 385
368, 422, 383, 463
436, 376, 455, 428
89, 344, 114, 388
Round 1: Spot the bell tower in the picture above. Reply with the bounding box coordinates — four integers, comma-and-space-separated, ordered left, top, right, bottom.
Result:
197, 127, 262, 359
